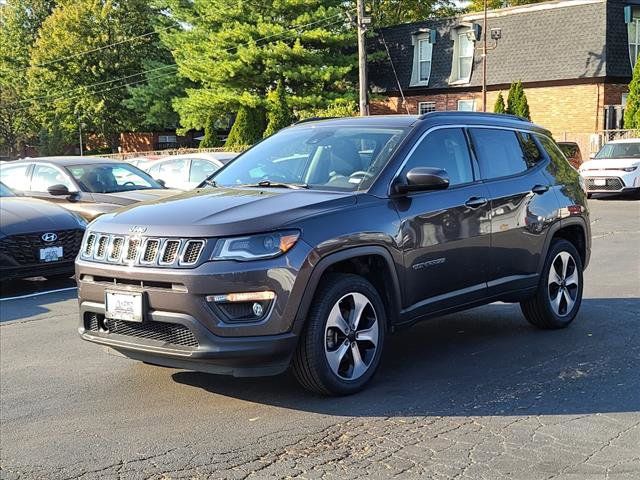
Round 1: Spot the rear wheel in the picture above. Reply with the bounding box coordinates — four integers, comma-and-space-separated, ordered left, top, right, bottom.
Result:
292, 273, 386, 395
520, 239, 583, 329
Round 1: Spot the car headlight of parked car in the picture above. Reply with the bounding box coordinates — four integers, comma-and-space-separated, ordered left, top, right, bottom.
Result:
211, 230, 300, 261
622, 165, 638, 172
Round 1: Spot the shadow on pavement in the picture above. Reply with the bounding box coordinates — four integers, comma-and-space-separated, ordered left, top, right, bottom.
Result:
172, 297, 640, 417
0, 278, 77, 322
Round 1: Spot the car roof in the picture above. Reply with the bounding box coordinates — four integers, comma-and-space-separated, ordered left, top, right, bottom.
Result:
12, 156, 123, 166
606, 138, 640, 144
290, 115, 420, 128
157, 152, 237, 161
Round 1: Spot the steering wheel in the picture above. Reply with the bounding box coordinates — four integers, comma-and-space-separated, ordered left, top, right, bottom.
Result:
122, 181, 136, 187
349, 171, 374, 182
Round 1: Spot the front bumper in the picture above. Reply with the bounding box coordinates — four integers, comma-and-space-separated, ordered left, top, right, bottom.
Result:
581, 170, 640, 193
76, 241, 314, 376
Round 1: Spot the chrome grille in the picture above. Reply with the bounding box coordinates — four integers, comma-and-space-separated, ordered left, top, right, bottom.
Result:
84, 233, 96, 256
109, 237, 124, 261
80, 233, 206, 267
125, 238, 141, 261
142, 239, 160, 263
181, 240, 204, 265
95, 236, 109, 259
161, 240, 181, 264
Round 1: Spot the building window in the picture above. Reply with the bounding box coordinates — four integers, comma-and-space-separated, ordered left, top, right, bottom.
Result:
630, 8, 640, 69
457, 99, 475, 111
410, 32, 434, 87
158, 135, 177, 143
418, 102, 437, 114
450, 26, 476, 84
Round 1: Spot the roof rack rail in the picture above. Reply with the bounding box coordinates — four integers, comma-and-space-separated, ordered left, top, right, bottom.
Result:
418, 111, 529, 122
292, 116, 337, 125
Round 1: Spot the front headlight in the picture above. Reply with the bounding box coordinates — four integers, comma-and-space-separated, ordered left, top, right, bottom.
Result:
622, 166, 638, 172
211, 230, 300, 261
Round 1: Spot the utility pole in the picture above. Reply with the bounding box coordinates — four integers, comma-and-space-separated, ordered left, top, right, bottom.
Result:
357, 0, 369, 116
482, 0, 488, 112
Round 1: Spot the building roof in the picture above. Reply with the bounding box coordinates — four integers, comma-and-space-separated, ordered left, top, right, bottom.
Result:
371, 0, 635, 94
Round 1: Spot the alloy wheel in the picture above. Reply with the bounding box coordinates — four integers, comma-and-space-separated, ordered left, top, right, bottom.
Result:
324, 292, 379, 381
548, 251, 579, 317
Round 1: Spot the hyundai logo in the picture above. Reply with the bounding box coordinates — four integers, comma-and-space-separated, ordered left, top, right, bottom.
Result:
42, 232, 58, 243
129, 226, 147, 234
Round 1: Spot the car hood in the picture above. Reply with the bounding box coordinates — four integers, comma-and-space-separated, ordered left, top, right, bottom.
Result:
89, 187, 356, 237
90, 188, 181, 206
0, 197, 83, 237
580, 158, 640, 171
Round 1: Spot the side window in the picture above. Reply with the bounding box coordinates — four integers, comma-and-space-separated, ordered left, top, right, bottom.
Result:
190, 159, 218, 182
518, 131, 543, 168
30, 165, 74, 192
469, 128, 529, 179
536, 135, 567, 165
402, 128, 474, 186
158, 159, 188, 179
0, 164, 31, 190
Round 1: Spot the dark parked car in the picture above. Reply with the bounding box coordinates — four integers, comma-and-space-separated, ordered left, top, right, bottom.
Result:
76, 113, 591, 395
557, 141, 583, 169
0, 157, 180, 221
0, 182, 86, 281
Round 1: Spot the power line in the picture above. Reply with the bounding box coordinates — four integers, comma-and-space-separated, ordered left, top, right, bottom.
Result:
9, 13, 352, 109
15, 25, 176, 72
10, 12, 352, 108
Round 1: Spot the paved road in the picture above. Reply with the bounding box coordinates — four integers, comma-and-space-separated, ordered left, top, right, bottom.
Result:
1, 199, 639, 479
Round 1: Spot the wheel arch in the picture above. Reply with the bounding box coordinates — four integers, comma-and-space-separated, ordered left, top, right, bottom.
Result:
293, 246, 403, 334
539, 217, 590, 273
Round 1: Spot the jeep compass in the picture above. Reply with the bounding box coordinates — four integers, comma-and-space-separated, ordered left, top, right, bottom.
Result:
76, 113, 591, 395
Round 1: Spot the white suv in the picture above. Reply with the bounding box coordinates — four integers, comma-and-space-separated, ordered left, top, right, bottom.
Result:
579, 139, 640, 198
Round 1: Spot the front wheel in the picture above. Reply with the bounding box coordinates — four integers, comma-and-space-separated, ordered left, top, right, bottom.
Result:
292, 273, 386, 395
520, 239, 583, 329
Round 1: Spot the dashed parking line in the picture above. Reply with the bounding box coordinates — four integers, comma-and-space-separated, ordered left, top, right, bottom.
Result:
0, 286, 77, 302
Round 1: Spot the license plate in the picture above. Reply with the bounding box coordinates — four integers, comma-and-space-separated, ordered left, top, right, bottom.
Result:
105, 290, 144, 322
594, 178, 606, 186
39, 246, 63, 262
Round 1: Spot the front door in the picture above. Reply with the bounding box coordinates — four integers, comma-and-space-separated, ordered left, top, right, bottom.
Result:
393, 127, 491, 317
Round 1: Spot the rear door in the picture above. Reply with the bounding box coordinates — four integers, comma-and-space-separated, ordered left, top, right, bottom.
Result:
393, 127, 492, 317
468, 127, 559, 295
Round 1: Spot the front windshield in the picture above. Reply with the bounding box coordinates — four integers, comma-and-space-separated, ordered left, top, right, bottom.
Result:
209, 125, 408, 191
0, 182, 15, 197
66, 163, 162, 194
595, 142, 640, 159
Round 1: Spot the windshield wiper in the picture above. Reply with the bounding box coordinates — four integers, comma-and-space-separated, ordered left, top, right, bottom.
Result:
236, 180, 310, 189
202, 179, 217, 187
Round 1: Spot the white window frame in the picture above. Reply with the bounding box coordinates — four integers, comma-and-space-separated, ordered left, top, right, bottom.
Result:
418, 101, 437, 114
410, 33, 434, 87
449, 27, 475, 85
629, 10, 640, 69
457, 99, 475, 112
158, 135, 177, 143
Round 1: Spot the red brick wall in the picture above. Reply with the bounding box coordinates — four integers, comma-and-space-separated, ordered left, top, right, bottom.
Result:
371, 81, 627, 135
119, 132, 155, 153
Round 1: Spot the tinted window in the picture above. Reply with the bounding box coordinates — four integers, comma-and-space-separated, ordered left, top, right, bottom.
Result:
67, 163, 159, 193
402, 128, 473, 186
537, 135, 567, 165
470, 128, 534, 179
31, 165, 74, 192
190, 159, 218, 182
0, 164, 30, 190
0, 182, 15, 197
518, 131, 543, 167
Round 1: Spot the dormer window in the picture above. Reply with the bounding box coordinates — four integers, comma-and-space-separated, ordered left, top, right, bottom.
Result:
626, 6, 640, 68
410, 30, 435, 87
450, 24, 478, 85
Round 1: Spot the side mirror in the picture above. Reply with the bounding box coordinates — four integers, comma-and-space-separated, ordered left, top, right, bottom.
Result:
155, 178, 166, 187
393, 167, 450, 194
48, 184, 70, 196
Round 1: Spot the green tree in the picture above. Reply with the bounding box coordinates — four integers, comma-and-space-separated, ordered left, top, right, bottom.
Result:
493, 91, 506, 114
264, 80, 294, 138
164, 0, 356, 136
624, 60, 640, 129
199, 115, 222, 148
0, 0, 57, 157
225, 106, 266, 149
515, 81, 531, 120
505, 82, 518, 115
26, 0, 169, 152
468, 0, 545, 11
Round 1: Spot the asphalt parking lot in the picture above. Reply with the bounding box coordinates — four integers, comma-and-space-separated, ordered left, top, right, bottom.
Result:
1, 198, 639, 480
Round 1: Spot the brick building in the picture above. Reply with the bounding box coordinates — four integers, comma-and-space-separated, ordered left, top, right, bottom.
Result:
369, 0, 637, 137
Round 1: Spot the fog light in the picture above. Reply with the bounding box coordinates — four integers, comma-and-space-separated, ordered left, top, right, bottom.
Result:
206, 291, 275, 323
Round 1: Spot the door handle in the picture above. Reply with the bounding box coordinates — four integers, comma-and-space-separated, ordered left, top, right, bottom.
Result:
532, 184, 549, 195
465, 196, 488, 209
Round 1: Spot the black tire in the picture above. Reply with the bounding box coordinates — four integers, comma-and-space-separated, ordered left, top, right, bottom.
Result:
520, 239, 583, 329
292, 273, 386, 396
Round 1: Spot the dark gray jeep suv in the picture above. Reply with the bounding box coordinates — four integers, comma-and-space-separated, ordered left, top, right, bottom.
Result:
76, 113, 591, 395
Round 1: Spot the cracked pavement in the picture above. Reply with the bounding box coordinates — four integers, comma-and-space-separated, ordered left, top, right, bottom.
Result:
1, 198, 639, 479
